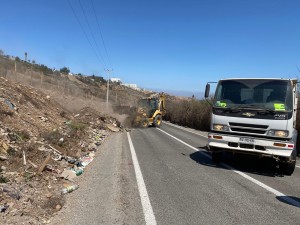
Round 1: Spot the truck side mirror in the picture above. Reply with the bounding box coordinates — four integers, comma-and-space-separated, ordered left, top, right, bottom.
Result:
205, 83, 210, 98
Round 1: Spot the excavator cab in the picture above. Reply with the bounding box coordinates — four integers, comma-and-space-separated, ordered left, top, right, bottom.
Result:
134, 93, 166, 128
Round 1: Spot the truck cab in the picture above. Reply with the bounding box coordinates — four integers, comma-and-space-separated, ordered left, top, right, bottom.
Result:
205, 78, 298, 175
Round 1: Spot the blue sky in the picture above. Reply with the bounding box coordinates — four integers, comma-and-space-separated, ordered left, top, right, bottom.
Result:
1, 0, 300, 96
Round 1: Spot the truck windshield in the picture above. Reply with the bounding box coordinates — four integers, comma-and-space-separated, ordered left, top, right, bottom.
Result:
213, 79, 293, 111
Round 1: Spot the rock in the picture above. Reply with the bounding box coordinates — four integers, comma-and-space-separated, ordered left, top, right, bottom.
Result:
0, 155, 8, 161
46, 193, 52, 198
106, 124, 119, 132
1, 166, 7, 171
55, 204, 61, 211
10, 209, 18, 216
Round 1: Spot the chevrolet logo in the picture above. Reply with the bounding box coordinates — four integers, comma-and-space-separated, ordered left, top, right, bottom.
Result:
242, 112, 255, 117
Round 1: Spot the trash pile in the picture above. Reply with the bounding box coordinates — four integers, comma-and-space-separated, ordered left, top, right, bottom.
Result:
0, 77, 122, 224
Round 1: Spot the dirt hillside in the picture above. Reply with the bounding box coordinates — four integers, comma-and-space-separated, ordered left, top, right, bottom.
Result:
0, 77, 122, 224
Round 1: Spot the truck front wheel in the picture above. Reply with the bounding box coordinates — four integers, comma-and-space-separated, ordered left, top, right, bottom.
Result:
211, 147, 222, 163
279, 160, 296, 176
279, 150, 296, 176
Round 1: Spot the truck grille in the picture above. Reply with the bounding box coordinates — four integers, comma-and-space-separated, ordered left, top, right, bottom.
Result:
229, 122, 268, 135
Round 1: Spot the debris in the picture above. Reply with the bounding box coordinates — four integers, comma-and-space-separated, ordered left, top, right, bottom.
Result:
23, 150, 26, 166
38, 154, 51, 173
1, 141, 9, 154
28, 160, 38, 168
45, 165, 62, 174
0, 204, 9, 213
2, 186, 21, 200
46, 193, 52, 198
61, 184, 79, 194
71, 168, 84, 176
106, 124, 120, 132
0, 155, 8, 161
59, 170, 77, 181
48, 145, 62, 155
80, 156, 93, 167
3, 98, 15, 109
55, 204, 62, 211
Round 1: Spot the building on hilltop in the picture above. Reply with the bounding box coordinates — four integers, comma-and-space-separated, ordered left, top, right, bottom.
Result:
110, 78, 121, 83
122, 83, 141, 91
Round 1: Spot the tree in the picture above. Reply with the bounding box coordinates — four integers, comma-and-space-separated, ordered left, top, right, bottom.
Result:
60, 67, 70, 75
15, 56, 20, 62
0, 49, 4, 56
32, 60, 36, 64
25, 52, 27, 61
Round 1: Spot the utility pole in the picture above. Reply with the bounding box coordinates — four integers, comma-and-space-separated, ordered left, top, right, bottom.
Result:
105, 69, 113, 109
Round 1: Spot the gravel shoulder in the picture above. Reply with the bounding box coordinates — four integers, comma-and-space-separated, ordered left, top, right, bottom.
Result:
50, 132, 144, 225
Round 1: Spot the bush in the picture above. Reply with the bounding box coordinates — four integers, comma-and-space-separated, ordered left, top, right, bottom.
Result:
165, 98, 211, 131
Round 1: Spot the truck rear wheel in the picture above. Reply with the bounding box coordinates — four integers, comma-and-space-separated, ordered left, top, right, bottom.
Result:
153, 115, 162, 127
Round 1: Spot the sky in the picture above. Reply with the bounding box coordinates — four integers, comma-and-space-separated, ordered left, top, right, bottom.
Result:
1, 0, 300, 97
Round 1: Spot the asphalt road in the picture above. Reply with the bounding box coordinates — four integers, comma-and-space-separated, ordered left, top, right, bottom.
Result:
51, 122, 300, 225
130, 123, 300, 225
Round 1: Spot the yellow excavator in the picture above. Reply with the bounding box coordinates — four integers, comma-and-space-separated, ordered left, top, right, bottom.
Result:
133, 93, 166, 128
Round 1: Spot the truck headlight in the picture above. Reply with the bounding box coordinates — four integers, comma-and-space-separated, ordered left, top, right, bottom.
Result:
213, 124, 229, 131
267, 129, 288, 137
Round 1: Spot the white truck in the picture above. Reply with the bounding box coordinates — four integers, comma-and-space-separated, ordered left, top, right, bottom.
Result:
205, 78, 298, 175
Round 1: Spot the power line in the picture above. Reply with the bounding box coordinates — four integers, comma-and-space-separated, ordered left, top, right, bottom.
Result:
67, 0, 104, 67
90, 0, 113, 69
78, 0, 107, 68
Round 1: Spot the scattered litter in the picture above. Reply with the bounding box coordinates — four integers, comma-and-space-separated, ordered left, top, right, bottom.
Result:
71, 168, 84, 176
60, 169, 77, 181
38, 154, 51, 173
0, 204, 9, 213
2, 186, 21, 200
45, 165, 62, 174
61, 184, 79, 194
3, 98, 15, 109
80, 156, 93, 167
28, 160, 38, 168
23, 150, 26, 166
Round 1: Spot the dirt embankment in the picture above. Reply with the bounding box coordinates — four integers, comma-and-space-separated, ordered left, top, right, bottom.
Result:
0, 77, 123, 224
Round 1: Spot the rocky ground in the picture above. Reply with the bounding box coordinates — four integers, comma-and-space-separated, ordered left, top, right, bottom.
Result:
0, 77, 123, 224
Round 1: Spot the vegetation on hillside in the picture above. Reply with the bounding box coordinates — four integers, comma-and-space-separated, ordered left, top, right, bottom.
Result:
164, 97, 211, 131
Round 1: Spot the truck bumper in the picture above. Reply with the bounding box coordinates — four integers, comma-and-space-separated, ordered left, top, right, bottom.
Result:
208, 133, 294, 158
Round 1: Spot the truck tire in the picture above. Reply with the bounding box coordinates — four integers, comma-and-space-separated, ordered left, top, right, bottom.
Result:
140, 118, 149, 128
279, 148, 296, 176
153, 115, 162, 127
279, 161, 296, 176
211, 147, 222, 163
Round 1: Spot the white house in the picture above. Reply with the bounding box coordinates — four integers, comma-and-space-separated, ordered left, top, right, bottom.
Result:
110, 78, 121, 83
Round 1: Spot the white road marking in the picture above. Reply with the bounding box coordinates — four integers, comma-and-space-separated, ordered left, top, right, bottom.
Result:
157, 128, 300, 208
127, 132, 157, 225
164, 121, 207, 138
296, 165, 300, 168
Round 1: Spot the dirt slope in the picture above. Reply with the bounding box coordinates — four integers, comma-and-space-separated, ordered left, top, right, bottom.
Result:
0, 77, 122, 224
